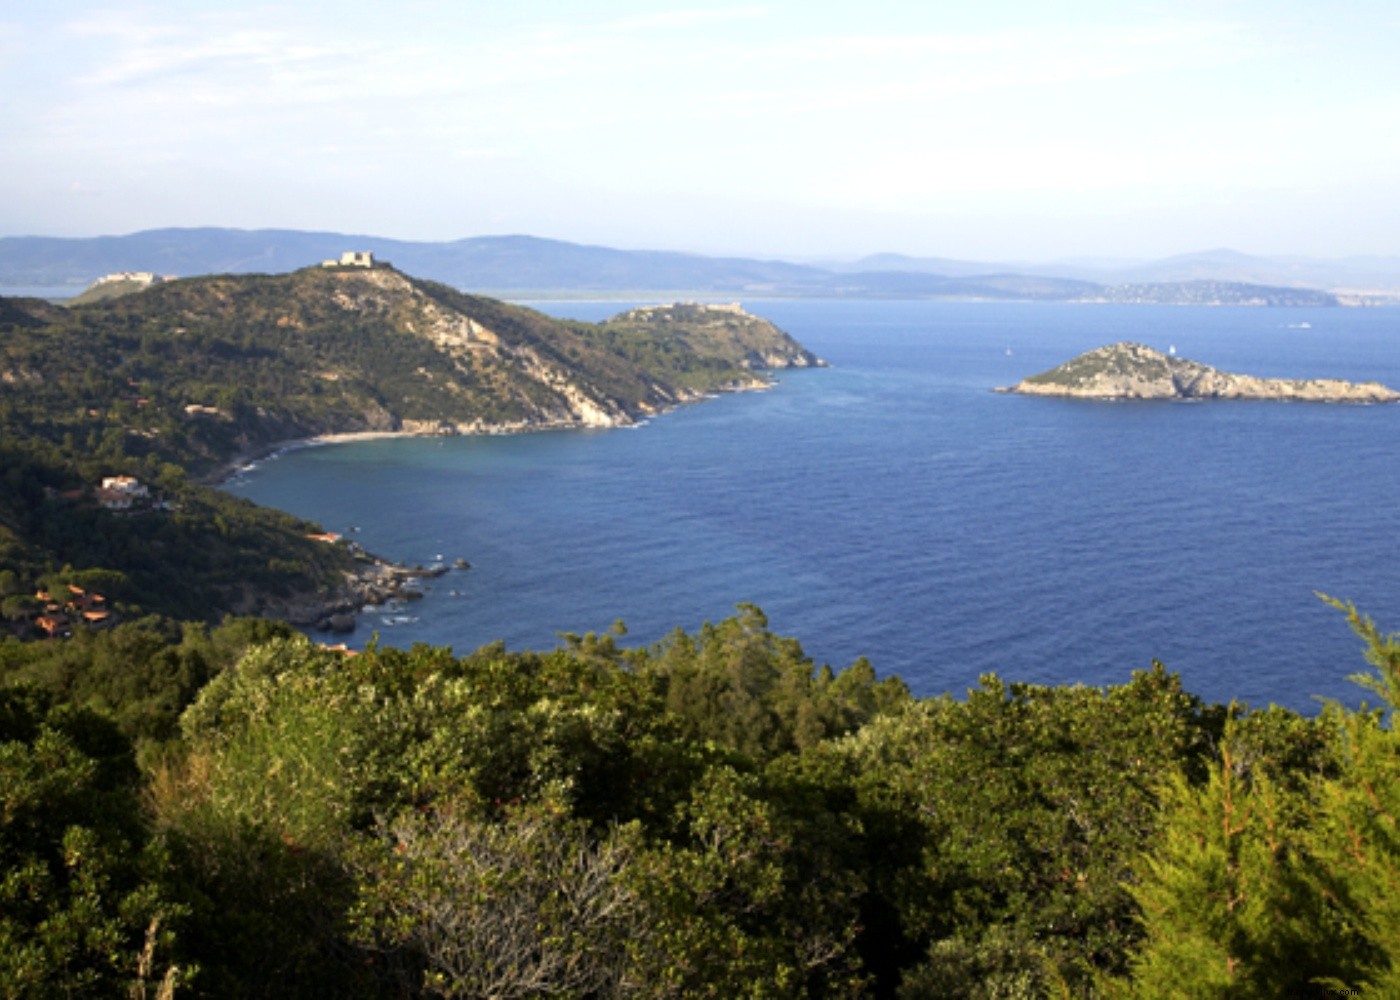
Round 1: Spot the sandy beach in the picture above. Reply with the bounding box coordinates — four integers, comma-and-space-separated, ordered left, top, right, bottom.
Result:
202, 430, 426, 485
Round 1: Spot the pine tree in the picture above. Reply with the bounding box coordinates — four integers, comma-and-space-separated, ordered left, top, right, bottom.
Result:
1302, 599, 1400, 995
1117, 729, 1341, 997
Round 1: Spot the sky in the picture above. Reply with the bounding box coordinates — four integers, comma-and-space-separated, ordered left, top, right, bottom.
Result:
3, 0, 1400, 261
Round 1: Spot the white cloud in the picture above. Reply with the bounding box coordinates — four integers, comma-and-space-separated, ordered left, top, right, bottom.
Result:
1, 2, 1394, 255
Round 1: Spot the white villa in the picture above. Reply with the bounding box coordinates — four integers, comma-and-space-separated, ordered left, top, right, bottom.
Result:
97, 476, 149, 511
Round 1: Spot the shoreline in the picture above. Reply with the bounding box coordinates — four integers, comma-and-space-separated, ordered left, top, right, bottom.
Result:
200, 430, 429, 485
200, 372, 796, 630
196, 390, 768, 630
197, 379, 781, 487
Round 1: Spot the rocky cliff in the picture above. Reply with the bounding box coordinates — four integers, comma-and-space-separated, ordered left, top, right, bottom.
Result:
1000, 342, 1400, 403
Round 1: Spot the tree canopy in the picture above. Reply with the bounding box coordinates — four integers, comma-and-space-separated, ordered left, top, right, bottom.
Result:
3, 602, 1397, 997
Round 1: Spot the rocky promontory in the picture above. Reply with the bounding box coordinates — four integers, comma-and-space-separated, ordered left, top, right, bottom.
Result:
265, 557, 456, 634
606, 302, 826, 371
999, 342, 1400, 403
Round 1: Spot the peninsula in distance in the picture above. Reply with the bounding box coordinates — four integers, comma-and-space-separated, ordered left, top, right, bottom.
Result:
998, 341, 1400, 403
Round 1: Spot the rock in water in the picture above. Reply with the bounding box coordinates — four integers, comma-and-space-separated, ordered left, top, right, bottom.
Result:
999, 342, 1400, 403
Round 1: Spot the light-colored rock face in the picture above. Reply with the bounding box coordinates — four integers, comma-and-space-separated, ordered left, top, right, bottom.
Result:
329, 268, 634, 429
1007, 342, 1400, 403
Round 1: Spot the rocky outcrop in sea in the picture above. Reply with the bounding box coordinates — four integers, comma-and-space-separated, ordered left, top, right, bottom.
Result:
999, 342, 1400, 403
269, 558, 455, 633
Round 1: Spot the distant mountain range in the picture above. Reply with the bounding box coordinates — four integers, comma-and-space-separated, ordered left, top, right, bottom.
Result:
836, 247, 1400, 294
1, 228, 1396, 305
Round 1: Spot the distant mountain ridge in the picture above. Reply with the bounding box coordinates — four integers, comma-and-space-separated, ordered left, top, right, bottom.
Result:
0, 227, 1393, 303
837, 247, 1400, 294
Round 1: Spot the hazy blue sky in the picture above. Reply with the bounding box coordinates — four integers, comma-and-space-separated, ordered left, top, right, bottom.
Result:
4, 1, 1398, 260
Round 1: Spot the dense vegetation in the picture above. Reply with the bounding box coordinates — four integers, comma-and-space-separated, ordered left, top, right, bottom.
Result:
0, 269, 808, 479
2, 601, 1398, 996
0, 438, 360, 625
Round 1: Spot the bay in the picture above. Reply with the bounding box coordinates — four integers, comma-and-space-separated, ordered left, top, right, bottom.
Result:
226, 300, 1400, 712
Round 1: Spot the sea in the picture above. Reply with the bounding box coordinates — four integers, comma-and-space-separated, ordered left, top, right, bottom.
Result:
223, 299, 1400, 713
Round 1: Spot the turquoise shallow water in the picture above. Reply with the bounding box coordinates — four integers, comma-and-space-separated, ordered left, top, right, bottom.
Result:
227, 300, 1400, 712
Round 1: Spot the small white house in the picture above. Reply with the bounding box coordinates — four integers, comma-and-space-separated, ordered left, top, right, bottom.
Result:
97, 476, 149, 510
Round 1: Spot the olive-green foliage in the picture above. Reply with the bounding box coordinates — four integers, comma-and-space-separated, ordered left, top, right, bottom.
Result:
624, 760, 873, 998
0, 686, 186, 997
0, 616, 295, 744
10, 600, 1400, 998
1112, 600, 1400, 997
154, 791, 365, 999
637, 603, 911, 760
896, 925, 1051, 1000
827, 663, 1225, 994
154, 637, 386, 997
156, 633, 689, 996
153, 613, 907, 996
0, 438, 356, 623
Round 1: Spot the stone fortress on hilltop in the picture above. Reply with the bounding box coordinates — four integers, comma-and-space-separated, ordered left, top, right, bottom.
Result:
320, 250, 382, 269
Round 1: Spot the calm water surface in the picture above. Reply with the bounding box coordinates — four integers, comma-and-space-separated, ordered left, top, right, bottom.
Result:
227, 300, 1400, 712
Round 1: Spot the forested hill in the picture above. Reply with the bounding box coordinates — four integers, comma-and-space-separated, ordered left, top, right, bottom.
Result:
0, 262, 821, 477
0, 263, 821, 624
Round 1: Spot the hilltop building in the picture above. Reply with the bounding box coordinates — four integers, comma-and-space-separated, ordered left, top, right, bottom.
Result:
321, 251, 378, 269
92, 271, 174, 287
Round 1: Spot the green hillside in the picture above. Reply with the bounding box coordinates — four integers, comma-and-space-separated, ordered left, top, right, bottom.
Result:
0, 264, 820, 625
0, 264, 815, 477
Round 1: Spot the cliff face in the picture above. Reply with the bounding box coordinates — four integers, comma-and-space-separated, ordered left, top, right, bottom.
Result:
318, 267, 640, 430
1002, 342, 1400, 403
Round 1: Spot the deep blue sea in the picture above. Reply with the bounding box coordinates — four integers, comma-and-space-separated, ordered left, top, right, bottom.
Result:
225, 300, 1400, 713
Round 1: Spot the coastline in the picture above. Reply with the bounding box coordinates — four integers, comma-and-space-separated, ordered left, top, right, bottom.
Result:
198, 378, 782, 487
201, 430, 428, 485
199, 372, 797, 631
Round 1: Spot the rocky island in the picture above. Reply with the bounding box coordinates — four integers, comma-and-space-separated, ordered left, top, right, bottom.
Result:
999, 342, 1400, 403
